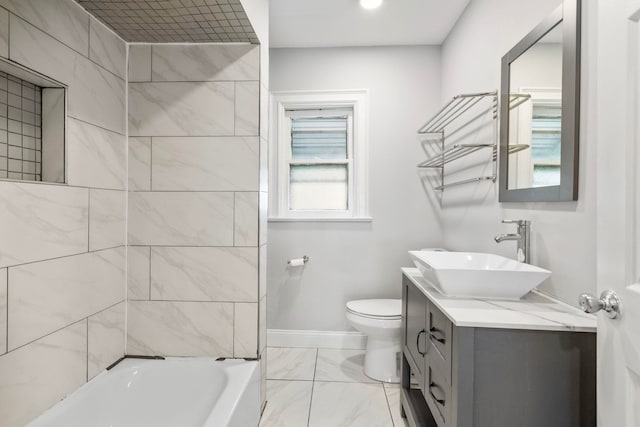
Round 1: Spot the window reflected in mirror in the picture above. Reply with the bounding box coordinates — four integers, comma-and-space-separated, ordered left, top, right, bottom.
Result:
507, 22, 563, 190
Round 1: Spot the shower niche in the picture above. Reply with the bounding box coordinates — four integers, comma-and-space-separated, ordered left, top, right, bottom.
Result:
0, 58, 66, 184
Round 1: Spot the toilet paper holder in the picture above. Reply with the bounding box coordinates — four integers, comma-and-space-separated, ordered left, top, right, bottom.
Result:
287, 255, 309, 266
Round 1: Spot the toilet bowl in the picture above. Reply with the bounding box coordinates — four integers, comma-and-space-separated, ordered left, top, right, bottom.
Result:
345, 299, 402, 383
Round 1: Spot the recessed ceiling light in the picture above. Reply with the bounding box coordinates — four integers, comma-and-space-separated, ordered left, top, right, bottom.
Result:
360, 0, 383, 10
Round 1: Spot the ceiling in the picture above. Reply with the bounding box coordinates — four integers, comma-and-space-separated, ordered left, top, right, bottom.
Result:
269, 0, 471, 48
77, 0, 259, 43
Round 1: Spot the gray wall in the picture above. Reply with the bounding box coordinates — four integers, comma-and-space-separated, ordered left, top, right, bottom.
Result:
126, 44, 262, 359
440, 0, 598, 305
0, 1, 127, 425
268, 46, 443, 331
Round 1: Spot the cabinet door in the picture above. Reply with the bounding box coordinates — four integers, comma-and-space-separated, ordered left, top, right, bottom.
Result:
404, 278, 428, 386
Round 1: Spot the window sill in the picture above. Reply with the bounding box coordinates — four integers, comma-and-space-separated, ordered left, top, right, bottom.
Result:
268, 216, 373, 223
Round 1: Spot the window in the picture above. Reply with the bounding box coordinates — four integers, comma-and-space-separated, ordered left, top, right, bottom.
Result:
510, 88, 561, 189
530, 104, 561, 187
270, 90, 369, 220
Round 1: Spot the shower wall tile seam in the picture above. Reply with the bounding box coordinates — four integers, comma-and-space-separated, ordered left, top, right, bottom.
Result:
0, 244, 127, 270
2, 298, 125, 356
1, 8, 125, 84
0, 180, 128, 191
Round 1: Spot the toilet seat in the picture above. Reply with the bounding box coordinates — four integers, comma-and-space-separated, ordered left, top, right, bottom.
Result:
346, 299, 401, 320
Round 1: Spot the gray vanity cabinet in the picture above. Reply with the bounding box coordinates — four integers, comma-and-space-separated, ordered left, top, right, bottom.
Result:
400, 275, 596, 427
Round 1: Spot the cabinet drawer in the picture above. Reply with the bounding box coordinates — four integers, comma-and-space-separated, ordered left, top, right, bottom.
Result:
427, 304, 452, 365
424, 361, 451, 427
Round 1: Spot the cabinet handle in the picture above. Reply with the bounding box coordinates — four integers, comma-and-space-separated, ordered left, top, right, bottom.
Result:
416, 329, 427, 356
429, 382, 446, 406
429, 326, 446, 344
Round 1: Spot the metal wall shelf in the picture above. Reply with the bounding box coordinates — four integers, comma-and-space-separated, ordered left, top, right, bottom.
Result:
492, 143, 530, 161
417, 91, 498, 191
418, 91, 497, 134
418, 143, 495, 169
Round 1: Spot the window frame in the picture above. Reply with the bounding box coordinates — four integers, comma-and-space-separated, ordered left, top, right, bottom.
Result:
269, 89, 370, 221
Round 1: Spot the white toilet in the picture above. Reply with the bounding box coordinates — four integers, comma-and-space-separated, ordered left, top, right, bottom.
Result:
345, 299, 402, 383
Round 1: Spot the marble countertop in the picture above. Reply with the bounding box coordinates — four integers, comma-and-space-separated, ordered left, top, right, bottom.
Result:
402, 268, 597, 333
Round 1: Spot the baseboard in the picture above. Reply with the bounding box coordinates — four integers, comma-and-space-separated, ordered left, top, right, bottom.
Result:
267, 329, 367, 349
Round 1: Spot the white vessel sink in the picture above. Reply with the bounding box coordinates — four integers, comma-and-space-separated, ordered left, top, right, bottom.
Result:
408, 250, 551, 300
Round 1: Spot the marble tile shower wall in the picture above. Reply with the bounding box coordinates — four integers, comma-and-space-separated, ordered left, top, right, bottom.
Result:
0, 1, 128, 426
127, 43, 262, 359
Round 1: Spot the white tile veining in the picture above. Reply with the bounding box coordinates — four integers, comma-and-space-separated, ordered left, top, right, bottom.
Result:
150, 246, 258, 302
0, 269, 6, 355
235, 192, 260, 246
309, 382, 394, 427
128, 82, 235, 136
234, 302, 258, 358
67, 118, 127, 190
261, 347, 405, 427
0, 182, 88, 269
383, 383, 406, 427
235, 81, 260, 136
151, 137, 259, 191
315, 348, 378, 383
266, 347, 318, 381
89, 189, 126, 251
87, 302, 125, 379
128, 44, 151, 82
9, 16, 126, 134
7, 247, 125, 350
127, 300, 234, 357
0, 321, 87, 427
128, 136, 151, 191
151, 44, 260, 82
127, 246, 150, 301
260, 380, 313, 427
0, 0, 90, 55
0, 8, 8, 58
128, 192, 234, 246
88, 17, 126, 79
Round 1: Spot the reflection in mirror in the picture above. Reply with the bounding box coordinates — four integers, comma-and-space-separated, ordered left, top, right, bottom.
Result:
499, 0, 580, 202
508, 23, 563, 189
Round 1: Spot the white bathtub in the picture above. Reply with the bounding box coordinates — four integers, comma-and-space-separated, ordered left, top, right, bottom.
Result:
28, 357, 260, 427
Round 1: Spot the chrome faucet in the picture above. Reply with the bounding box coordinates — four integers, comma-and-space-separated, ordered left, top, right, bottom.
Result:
494, 219, 531, 263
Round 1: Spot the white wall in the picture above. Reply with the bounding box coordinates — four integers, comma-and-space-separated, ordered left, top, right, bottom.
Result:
440, 0, 598, 304
268, 46, 443, 331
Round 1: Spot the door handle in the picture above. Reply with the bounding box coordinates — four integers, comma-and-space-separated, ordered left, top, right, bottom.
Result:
429, 326, 446, 344
429, 382, 446, 406
416, 329, 427, 356
578, 290, 621, 319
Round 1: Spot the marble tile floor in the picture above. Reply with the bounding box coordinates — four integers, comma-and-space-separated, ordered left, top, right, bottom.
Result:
259, 347, 408, 427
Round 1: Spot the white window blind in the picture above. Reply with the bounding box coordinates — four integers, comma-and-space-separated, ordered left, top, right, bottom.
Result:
287, 110, 352, 211
531, 104, 561, 187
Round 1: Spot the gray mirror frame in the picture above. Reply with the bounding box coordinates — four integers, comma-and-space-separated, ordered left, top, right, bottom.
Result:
499, 0, 581, 202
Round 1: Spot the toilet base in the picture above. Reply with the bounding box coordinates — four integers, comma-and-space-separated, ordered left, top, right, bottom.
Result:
363, 336, 401, 383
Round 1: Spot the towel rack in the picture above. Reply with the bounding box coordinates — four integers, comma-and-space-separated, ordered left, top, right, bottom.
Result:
509, 93, 532, 111
491, 143, 530, 161
418, 91, 498, 134
418, 143, 495, 169
417, 91, 498, 191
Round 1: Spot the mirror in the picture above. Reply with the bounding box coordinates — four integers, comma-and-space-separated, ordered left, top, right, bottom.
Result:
499, 0, 581, 202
